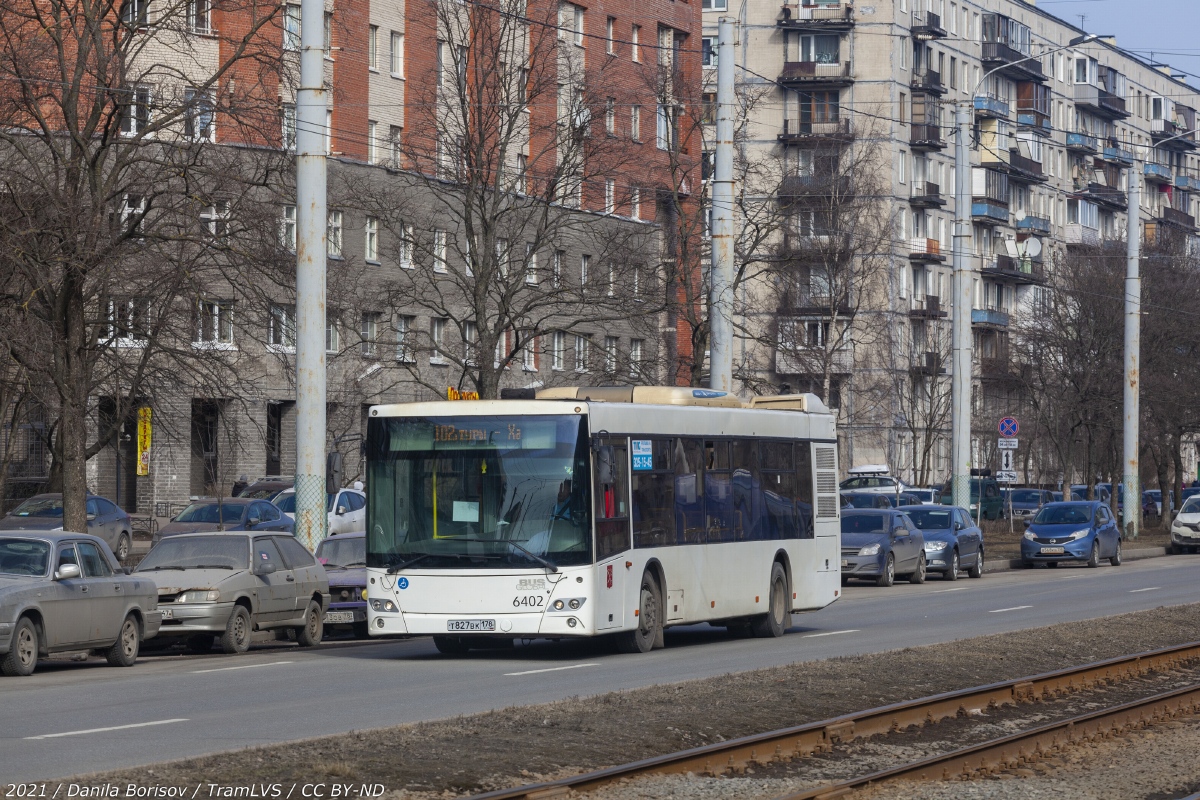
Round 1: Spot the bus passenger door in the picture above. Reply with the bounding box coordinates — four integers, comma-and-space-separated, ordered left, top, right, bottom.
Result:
593, 439, 629, 631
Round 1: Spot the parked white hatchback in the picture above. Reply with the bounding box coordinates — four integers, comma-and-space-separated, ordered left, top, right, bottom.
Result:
273, 486, 366, 535
839, 465, 914, 496
1170, 496, 1200, 554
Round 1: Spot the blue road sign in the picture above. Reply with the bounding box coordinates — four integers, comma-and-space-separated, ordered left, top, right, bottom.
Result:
998, 417, 1019, 438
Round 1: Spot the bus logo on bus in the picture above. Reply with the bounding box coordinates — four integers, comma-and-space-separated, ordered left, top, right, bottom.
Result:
516, 578, 546, 591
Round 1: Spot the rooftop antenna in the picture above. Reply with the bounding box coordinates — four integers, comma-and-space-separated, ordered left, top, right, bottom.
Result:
1077, 15, 1086, 31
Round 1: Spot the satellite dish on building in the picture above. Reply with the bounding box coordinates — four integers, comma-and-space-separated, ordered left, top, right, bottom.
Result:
1024, 237, 1043, 258
1014, 209, 1027, 222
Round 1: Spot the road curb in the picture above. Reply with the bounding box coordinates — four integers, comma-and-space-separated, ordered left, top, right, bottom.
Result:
983, 547, 1168, 573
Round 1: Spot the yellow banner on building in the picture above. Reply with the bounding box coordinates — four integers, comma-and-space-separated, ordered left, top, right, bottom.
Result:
136, 407, 152, 476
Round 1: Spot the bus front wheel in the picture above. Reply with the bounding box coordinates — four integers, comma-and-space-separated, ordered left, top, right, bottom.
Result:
616, 572, 662, 654
751, 563, 790, 638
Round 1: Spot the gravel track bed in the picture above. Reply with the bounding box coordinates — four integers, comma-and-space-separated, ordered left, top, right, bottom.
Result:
62, 603, 1200, 797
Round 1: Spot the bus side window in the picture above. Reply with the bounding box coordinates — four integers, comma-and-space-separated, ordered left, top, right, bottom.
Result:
633, 439, 676, 549
704, 440, 735, 542
676, 438, 706, 544
594, 440, 630, 560
760, 441, 799, 539
796, 442, 814, 539
731, 439, 762, 540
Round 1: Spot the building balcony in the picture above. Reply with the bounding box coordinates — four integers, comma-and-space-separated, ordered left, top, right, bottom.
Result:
909, 123, 946, 150
778, 117, 853, 145
980, 356, 1014, 381
972, 308, 1010, 329
1065, 132, 1099, 154
1015, 214, 1051, 235
910, 68, 946, 96
910, 351, 946, 376
1007, 151, 1047, 183
972, 200, 1009, 226
779, 174, 853, 202
909, 181, 945, 208
909, 294, 948, 319
973, 95, 1010, 120
908, 237, 946, 263
1065, 223, 1101, 248
1101, 142, 1134, 166
776, 346, 854, 376
911, 10, 947, 39
1177, 174, 1200, 193
1074, 84, 1129, 120
779, 60, 854, 87
1144, 162, 1175, 184
1160, 207, 1198, 232
775, 291, 854, 316
777, 2, 855, 31
982, 253, 1044, 284
981, 42, 1046, 82
1151, 119, 1198, 150
1017, 107, 1051, 136
1076, 182, 1126, 211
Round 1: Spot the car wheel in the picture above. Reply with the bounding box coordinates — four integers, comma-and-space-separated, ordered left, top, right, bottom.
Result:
1086, 540, 1100, 569
1110, 538, 1123, 567
909, 553, 927, 584
944, 550, 959, 581
967, 548, 984, 579
219, 606, 252, 654
186, 634, 215, 654
876, 554, 895, 588
615, 572, 662, 654
115, 533, 131, 563
105, 614, 140, 667
294, 600, 324, 647
751, 563, 790, 638
1, 617, 39, 677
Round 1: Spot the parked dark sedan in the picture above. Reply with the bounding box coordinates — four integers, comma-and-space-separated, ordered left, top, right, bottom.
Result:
1008, 488, 1055, 520
840, 509, 926, 587
0, 493, 134, 562
900, 505, 983, 580
316, 532, 367, 637
1021, 501, 1122, 568
153, 498, 293, 545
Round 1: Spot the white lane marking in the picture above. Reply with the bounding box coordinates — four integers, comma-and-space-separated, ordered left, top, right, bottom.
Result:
1129, 587, 1160, 593
931, 587, 968, 594
24, 718, 188, 740
192, 660, 293, 674
989, 605, 1033, 613
802, 629, 860, 638
505, 663, 600, 676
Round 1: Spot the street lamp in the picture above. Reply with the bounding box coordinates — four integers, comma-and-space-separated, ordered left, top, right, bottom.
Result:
948, 33, 1100, 511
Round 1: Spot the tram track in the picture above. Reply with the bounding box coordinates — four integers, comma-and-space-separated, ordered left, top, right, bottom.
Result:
471, 640, 1200, 800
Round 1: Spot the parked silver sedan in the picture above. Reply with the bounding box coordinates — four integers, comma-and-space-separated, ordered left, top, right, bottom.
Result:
0, 532, 161, 676
135, 532, 329, 654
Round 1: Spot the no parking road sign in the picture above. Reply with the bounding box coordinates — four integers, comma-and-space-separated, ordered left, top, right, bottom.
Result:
998, 417, 1019, 438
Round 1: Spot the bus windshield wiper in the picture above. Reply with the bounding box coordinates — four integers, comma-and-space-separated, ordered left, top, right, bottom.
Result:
450, 537, 558, 573
385, 552, 496, 573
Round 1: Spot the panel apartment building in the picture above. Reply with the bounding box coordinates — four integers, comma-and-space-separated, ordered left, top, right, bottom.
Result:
0, 0, 701, 513
701, 0, 1200, 483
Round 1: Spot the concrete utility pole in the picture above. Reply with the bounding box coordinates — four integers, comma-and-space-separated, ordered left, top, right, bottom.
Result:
1122, 163, 1140, 540
950, 103, 972, 511
708, 17, 735, 393
294, 0, 328, 552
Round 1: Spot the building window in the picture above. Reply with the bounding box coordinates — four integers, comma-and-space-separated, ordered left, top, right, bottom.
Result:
102, 298, 150, 345
120, 86, 151, 137
525, 244, 538, 284
196, 300, 233, 346
574, 334, 589, 372
327, 210, 343, 258
463, 321, 478, 365
269, 304, 296, 349
604, 336, 618, 372
200, 201, 228, 240
605, 97, 615, 135
552, 331, 565, 370
367, 120, 378, 163
390, 31, 404, 76
326, 314, 340, 353
656, 104, 677, 150
580, 254, 590, 289
701, 0, 726, 9
523, 336, 538, 371
364, 216, 378, 262
323, 11, 332, 54
606, 17, 614, 54
183, 89, 214, 141
631, 24, 640, 62
399, 223, 414, 268
607, 262, 616, 296
701, 37, 716, 68
605, 179, 615, 214
630, 105, 641, 141
360, 312, 379, 356
559, 2, 584, 46
121, 0, 148, 28
187, 0, 211, 34
368, 25, 378, 69
434, 229, 447, 272
389, 126, 402, 167
280, 205, 296, 251
430, 318, 447, 363
324, 108, 332, 154
632, 264, 643, 299
283, 4, 300, 50
281, 103, 296, 150
395, 315, 415, 362
120, 194, 145, 237
629, 339, 643, 377
553, 250, 564, 287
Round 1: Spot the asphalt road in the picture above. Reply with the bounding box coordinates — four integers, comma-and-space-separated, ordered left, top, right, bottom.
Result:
3, 554, 1199, 782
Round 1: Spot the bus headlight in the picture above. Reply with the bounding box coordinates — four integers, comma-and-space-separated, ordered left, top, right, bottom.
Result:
370, 598, 399, 613
550, 598, 586, 612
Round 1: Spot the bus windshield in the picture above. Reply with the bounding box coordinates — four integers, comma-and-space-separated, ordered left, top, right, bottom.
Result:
366, 414, 592, 569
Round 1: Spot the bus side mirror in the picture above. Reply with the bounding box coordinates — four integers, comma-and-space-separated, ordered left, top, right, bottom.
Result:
596, 445, 616, 485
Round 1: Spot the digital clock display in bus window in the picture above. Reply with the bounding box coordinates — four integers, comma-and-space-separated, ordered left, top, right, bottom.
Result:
388, 419, 558, 451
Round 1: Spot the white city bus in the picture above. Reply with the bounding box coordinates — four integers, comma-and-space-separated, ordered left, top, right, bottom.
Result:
364, 386, 841, 654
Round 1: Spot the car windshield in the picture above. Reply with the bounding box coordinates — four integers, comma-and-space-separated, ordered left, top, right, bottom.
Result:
841, 513, 889, 534
0, 538, 51, 576
316, 536, 366, 568
1011, 490, 1043, 503
9, 497, 63, 518
136, 535, 249, 570
175, 503, 245, 524
273, 493, 335, 514
1180, 497, 1200, 515
905, 508, 953, 530
1032, 504, 1093, 525
366, 414, 593, 569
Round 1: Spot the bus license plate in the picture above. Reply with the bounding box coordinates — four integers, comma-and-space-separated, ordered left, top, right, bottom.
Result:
448, 619, 495, 632
1040, 546, 1065, 554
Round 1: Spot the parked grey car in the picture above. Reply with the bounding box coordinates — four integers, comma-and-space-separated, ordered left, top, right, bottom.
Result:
900, 505, 984, 580
840, 509, 927, 587
152, 498, 293, 545
0, 494, 134, 561
0, 531, 161, 676
135, 532, 329, 654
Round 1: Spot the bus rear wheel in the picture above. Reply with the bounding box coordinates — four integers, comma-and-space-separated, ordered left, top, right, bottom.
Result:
616, 572, 662, 654
751, 563, 790, 638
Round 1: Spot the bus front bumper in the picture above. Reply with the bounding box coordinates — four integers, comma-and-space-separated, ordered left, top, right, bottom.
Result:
369, 611, 590, 638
